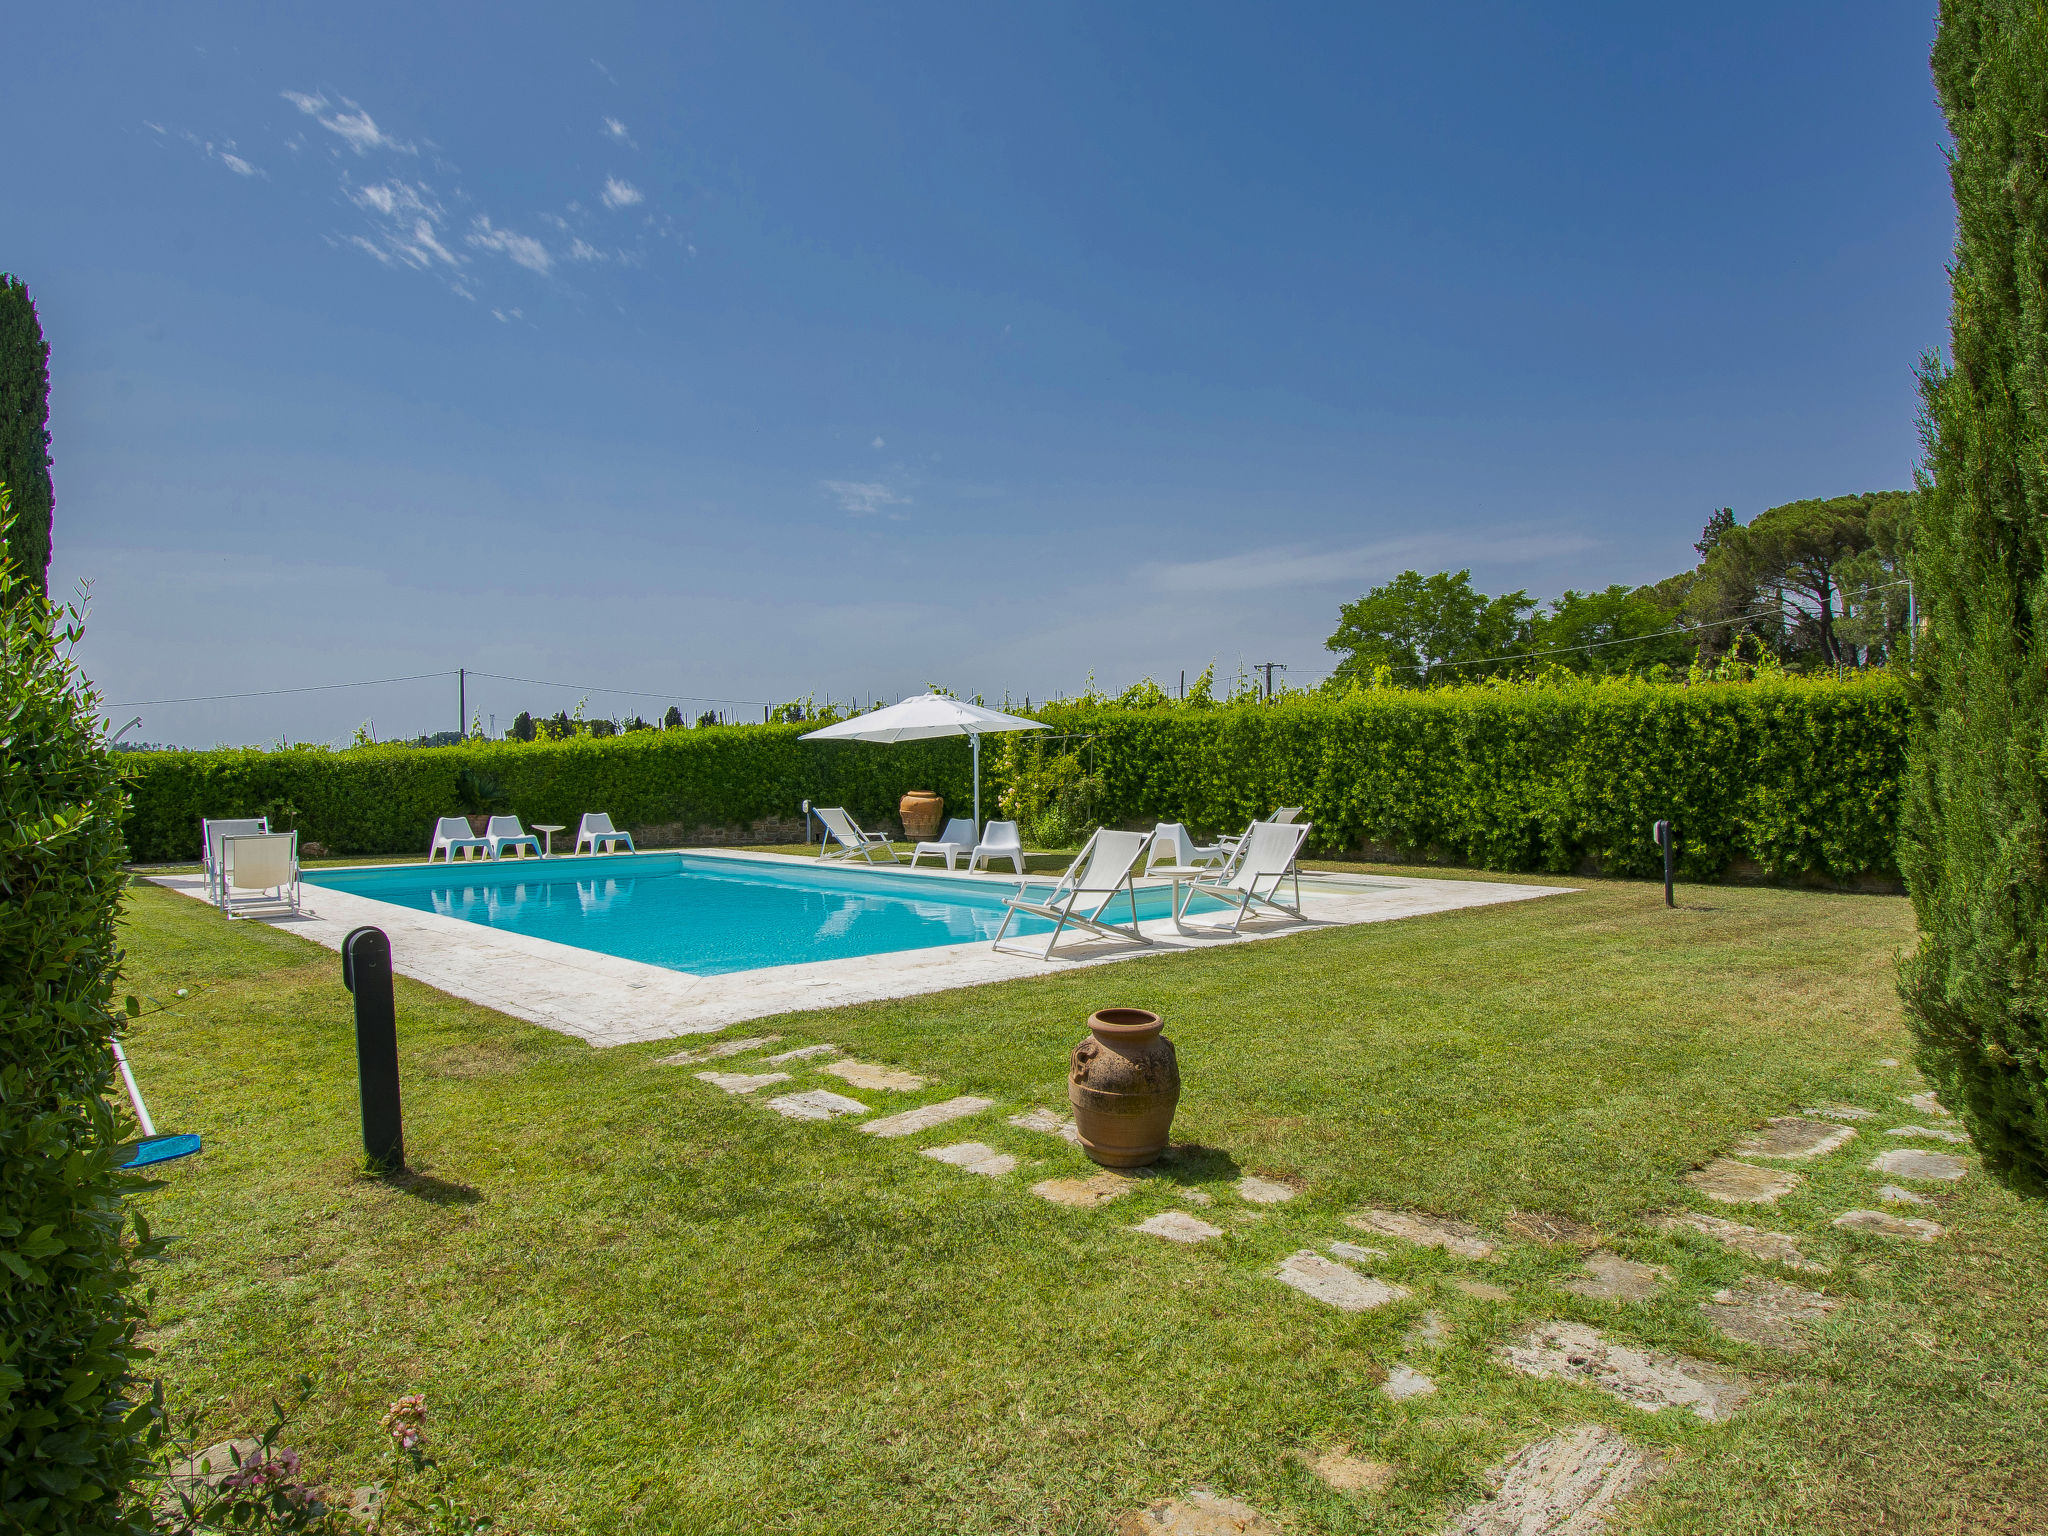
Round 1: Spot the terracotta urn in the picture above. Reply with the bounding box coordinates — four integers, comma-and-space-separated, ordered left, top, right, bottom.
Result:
1068, 1008, 1179, 1168
899, 790, 944, 842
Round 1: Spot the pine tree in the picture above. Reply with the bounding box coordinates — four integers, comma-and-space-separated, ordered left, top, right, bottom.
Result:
1902, 0, 2048, 1195
0, 275, 54, 599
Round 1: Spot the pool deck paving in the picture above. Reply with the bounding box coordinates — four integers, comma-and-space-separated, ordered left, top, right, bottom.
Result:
146, 850, 1570, 1047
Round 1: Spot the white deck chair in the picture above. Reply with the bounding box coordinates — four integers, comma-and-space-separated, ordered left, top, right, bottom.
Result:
1217, 805, 1303, 859
219, 831, 301, 918
429, 816, 492, 863
575, 812, 637, 855
485, 815, 544, 860
1145, 822, 1226, 873
1177, 821, 1313, 932
201, 817, 268, 899
910, 817, 978, 870
814, 806, 898, 863
968, 820, 1026, 875
992, 828, 1153, 958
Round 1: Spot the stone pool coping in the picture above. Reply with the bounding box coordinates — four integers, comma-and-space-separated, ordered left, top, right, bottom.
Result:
146, 850, 1573, 1047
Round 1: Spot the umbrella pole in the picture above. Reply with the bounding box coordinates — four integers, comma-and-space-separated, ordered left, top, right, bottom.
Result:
971, 731, 981, 830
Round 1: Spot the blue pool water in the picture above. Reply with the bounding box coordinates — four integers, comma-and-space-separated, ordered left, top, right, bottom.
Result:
301, 852, 1183, 975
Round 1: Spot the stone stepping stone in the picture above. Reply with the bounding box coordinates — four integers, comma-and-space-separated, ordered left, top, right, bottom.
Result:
1683, 1158, 1800, 1205
1495, 1320, 1749, 1422
1450, 1278, 1513, 1303
1031, 1171, 1134, 1208
920, 1142, 1017, 1178
1134, 1210, 1224, 1244
1735, 1116, 1856, 1160
694, 1071, 792, 1095
1176, 1189, 1215, 1207
1008, 1107, 1081, 1144
1329, 1240, 1387, 1263
1699, 1275, 1840, 1352
1346, 1208, 1498, 1259
1869, 1148, 1968, 1181
860, 1096, 995, 1138
1887, 1124, 1971, 1145
1116, 1490, 1281, 1535
765, 1089, 871, 1121
1236, 1176, 1296, 1205
1803, 1104, 1875, 1121
658, 1035, 781, 1065
1382, 1363, 1437, 1401
1877, 1183, 1930, 1205
1274, 1250, 1410, 1312
1902, 1091, 1951, 1117
1645, 1211, 1827, 1273
764, 1043, 837, 1064
1558, 1251, 1669, 1302
1833, 1209, 1943, 1241
1406, 1308, 1449, 1349
1879, 1057, 1902, 1067
1503, 1211, 1602, 1249
1440, 1424, 1665, 1536
821, 1059, 928, 1092
1301, 1448, 1394, 1493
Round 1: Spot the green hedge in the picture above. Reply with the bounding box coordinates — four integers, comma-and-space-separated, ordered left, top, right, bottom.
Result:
118, 674, 1908, 881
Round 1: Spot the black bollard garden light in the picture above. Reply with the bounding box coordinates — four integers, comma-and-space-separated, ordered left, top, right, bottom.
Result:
1651, 819, 1675, 908
342, 925, 406, 1174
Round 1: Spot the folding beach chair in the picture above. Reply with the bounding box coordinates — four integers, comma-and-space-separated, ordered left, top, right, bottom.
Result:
991, 828, 1152, 959
1176, 820, 1313, 933
814, 806, 899, 863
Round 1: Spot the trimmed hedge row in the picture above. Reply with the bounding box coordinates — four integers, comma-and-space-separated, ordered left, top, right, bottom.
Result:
119, 674, 1908, 880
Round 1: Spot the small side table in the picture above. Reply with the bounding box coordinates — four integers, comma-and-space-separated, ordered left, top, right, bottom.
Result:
1149, 866, 1221, 932
531, 824, 566, 857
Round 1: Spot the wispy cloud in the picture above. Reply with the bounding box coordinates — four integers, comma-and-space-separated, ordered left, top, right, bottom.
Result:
219, 152, 258, 177
147, 121, 265, 179
568, 237, 606, 262
600, 176, 643, 209
339, 179, 461, 269
602, 116, 634, 145
871, 436, 885, 449
822, 480, 911, 517
1144, 532, 1603, 594
281, 90, 414, 156
468, 216, 554, 275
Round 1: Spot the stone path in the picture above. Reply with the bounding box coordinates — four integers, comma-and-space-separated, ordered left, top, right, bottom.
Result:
1903, 1091, 1951, 1117
921, 1141, 1017, 1177
1833, 1209, 1943, 1241
1274, 1250, 1409, 1312
1031, 1171, 1134, 1208
694, 1071, 791, 1094
764, 1042, 837, 1063
1735, 1116, 1857, 1160
765, 1088, 870, 1121
860, 1097, 995, 1138
1503, 1211, 1602, 1249
1450, 1278, 1513, 1303
1117, 1490, 1280, 1535
1302, 1448, 1395, 1493
1328, 1240, 1387, 1263
1440, 1425, 1664, 1536
1136, 1210, 1224, 1244
1644, 1211, 1826, 1272
1698, 1276, 1839, 1352
1887, 1124, 1971, 1145
1558, 1251, 1668, 1302
1877, 1183, 1929, 1205
821, 1059, 927, 1091
1683, 1158, 1800, 1204
1495, 1321, 1749, 1422
1346, 1208, 1498, 1259
1803, 1104, 1875, 1121
1009, 1107, 1082, 1144
1869, 1148, 1968, 1181
659, 1035, 782, 1065
1382, 1363, 1437, 1401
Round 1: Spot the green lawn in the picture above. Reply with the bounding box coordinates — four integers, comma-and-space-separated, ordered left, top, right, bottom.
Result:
117, 869, 2048, 1534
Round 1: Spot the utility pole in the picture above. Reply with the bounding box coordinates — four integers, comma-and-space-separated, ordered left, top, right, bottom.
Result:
458, 668, 466, 740
1252, 661, 1288, 700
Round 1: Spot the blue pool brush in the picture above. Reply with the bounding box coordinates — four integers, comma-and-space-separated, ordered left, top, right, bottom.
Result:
112, 1038, 202, 1168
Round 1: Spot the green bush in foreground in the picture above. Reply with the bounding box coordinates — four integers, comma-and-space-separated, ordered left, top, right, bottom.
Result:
1902, 0, 2048, 1196
0, 489, 156, 1531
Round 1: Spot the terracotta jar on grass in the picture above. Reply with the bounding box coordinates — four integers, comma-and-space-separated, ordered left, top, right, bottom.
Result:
899, 790, 944, 842
1068, 1008, 1179, 1167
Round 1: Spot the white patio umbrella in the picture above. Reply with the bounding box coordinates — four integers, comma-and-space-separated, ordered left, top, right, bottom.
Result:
799, 694, 1048, 829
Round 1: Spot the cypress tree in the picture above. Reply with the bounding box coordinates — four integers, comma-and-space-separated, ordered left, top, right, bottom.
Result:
1902, 0, 2048, 1195
0, 276, 54, 599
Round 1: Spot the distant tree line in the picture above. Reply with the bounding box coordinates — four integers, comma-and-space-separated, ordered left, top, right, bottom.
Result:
1322, 491, 1915, 686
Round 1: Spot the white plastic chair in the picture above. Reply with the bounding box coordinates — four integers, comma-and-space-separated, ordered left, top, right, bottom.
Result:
910, 817, 978, 870
201, 817, 268, 899
575, 812, 637, 855
219, 831, 301, 918
992, 828, 1153, 958
485, 815, 544, 860
428, 816, 492, 863
1177, 821, 1312, 932
814, 806, 898, 863
968, 820, 1026, 875
1145, 822, 1226, 873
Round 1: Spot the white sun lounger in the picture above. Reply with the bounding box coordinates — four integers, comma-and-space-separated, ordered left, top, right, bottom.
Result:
485, 815, 544, 860
968, 819, 1026, 875
201, 816, 268, 899
1176, 820, 1312, 932
1217, 805, 1303, 858
575, 813, 636, 855
815, 806, 898, 863
992, 827, 1152, 958
428, 816, 492, 863
1144, 822, 1227, 873
910, 817, 978, 870
219, 831, 301, 918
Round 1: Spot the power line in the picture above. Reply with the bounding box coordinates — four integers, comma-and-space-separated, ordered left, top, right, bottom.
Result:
106, 670, 458, 709
466, 671, 772, 709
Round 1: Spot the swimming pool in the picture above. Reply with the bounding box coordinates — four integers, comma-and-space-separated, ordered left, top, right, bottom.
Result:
301, 852, 1181, 975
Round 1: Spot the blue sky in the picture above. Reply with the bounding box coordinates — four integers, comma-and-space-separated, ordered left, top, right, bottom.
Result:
4, 2, 1949, 745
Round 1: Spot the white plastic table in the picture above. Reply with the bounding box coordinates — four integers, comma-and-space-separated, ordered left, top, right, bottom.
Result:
532, 824, 566, 857
1150, 866, 1224, 932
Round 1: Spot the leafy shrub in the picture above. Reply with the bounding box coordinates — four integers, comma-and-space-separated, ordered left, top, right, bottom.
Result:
508, 713, 535, 744
449, 770, 508, 817
0, 491, 157, 1531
